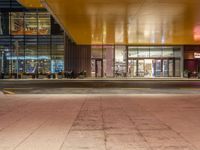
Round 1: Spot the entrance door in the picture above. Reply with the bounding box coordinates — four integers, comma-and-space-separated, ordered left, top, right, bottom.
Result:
175, 59, 181, 77
128, 59, 137, 77
169, 59, 174, 77
138, 59, 145, 77
163, 59, 169, 77
154, 59, 162, 77
95, 59, 103, 77
144, 59, 153, 77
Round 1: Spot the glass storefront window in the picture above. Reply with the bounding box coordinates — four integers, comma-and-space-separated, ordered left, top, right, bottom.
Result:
0, 10, 64, 77
163, 59, 169, 77
150, 48, 162, 57
128, 47, 138, 58
126, 46, 182, 78
51, 58, 64, 73
91, 59, 95, 77
25, 44, 37, 73
91, 45, 102, 59
0, 13, 2, 35
25, 12, 37, 35
10, 39, 25, 74
10, 12, 51, 35
128, 60, 137, 77
175, 59, 181, 77
169, 59, 174, 77
115, 46, 127, 77
38, 13, 50, 35
138, 47, 149, 58
51, 44, 64, 73
155, 59, 162, 77
138, 60, 145, 77
163, 48, 174, 57
10, 12, 24, 35
38, 44, 51, 74
174, 48, 182, 57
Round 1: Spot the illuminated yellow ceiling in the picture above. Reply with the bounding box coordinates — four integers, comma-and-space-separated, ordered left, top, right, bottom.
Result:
18, 0, 200, 45
18, 0, 43, 8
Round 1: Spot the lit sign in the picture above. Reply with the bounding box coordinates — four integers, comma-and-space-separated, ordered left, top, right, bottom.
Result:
6, 56, 50, 60
194, 52, 200, 58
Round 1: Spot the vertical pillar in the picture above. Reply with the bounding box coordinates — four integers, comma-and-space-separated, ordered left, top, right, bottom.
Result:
181, 46, 184, 78
64, 34, 91, 76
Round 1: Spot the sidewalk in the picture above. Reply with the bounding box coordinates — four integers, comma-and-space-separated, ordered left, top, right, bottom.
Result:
0, 94, 199, 150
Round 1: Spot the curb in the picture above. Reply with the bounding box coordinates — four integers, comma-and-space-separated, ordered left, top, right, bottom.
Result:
2, 90, 15, 95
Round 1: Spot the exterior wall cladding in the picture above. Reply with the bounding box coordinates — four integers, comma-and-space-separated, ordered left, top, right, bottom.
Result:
64, 35, 91, 77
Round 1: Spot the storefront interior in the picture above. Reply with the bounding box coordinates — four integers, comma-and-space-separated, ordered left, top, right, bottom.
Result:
0, 11, 64, 77
91, 46, 183, 78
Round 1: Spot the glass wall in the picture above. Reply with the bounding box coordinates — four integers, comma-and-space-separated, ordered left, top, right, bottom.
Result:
51, 35, 65, 73
91, 45, 183, 78
0, 10, 64, 78
115, 46, 127, 77
0, 13, 2, 35
128, 46, 183, 78
91, 45, 114, 77
10, 12, 50, 35
91, 45, 102, 77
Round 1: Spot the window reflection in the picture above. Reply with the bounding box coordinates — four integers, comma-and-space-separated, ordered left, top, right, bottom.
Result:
128, 47, 138, 58
150, 48, 162, 57
115, 46, 127, 77
138, 48, 149, 58
163, 48, 173, 57
25, 45, 37, 73
10, 12, 24, 35
10, 12, 50, 35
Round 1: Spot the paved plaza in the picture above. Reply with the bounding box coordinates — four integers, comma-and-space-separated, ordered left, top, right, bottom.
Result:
0, 93, 200, 150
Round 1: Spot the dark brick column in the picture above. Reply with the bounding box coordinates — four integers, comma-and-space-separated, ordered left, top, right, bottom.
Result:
64, 34, 91, 77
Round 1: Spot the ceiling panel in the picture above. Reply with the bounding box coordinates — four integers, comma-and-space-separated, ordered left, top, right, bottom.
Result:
18, 0, 43, 8
18, 0, 200, 45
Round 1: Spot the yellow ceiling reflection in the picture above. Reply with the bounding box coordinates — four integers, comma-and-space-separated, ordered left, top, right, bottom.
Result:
18, 0, 43, 8
18, 0, 200, 45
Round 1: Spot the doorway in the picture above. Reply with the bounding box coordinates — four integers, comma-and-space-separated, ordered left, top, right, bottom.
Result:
153, 59, 162, 77
91, 59, 103, 78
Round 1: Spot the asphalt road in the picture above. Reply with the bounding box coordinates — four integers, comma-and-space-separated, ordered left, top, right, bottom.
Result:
1, 79, 200, 94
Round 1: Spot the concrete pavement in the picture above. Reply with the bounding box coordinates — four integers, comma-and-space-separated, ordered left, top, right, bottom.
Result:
0, 94, 200, 150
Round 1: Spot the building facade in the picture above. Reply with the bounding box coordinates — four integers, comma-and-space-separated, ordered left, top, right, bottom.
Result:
1, 0, 200, 79
90, 45, 184, 78
0, 0, 65, 78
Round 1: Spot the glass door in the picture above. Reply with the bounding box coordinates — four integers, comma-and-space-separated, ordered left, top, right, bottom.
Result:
144, 59, 153, 77
138, 59, 145, 77
175, 59, 181, 77
155, 59, 162, 77
169, 59, 174, 77
95, 59, 103, 78
163, 59, 169, 77
91, 59, 95, 77
128, 59, 137, 77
